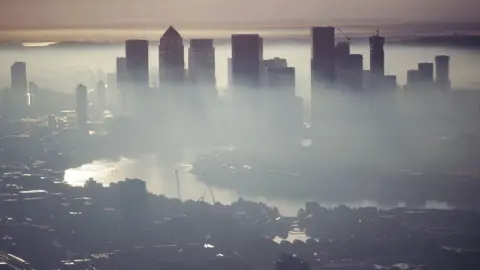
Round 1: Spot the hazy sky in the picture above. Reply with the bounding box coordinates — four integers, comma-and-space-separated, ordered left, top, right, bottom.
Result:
1, 0, 480, 30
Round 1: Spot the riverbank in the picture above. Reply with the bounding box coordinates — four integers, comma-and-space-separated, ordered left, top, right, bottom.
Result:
191, 148, 480, 209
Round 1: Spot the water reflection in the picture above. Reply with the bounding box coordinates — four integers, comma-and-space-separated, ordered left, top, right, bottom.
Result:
65, 154, 451, 216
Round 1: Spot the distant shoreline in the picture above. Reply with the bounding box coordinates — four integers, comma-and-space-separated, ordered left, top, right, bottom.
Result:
1, 34, 480, 49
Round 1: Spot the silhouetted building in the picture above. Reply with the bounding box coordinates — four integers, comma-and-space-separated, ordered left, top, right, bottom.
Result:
10, 62, 28, 115
406, 69, 420, 89
11, 62, 27, 94
75, 84, 88, 134
435, 55, 451, 90
265, 66, 301, 141
125, 40, 149, 89
263, 57, 288, 70
335, 42, 351, 88
231, 34, 263, 89
344, 54, 364, 91
384, 75, 397, 90
118, 178, 147, 225
266, 67, 295, 97
188, 39, 216, 88
370, 31, 385, 89
311, 27, 335, 139
311, 27, 335, 88
159, 26, 185, 86
418, 62, 434, 83
262, 57, 288, 85
370, 31, 385, 76
116, 57, 128, 90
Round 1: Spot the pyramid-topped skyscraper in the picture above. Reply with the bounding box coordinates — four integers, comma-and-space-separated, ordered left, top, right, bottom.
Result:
159, 26, 185, 86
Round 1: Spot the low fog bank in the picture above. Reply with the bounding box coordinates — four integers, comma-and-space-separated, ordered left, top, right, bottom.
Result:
108, 81, 480, 176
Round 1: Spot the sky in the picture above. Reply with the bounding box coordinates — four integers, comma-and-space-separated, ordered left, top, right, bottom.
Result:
1, 0, 480, 30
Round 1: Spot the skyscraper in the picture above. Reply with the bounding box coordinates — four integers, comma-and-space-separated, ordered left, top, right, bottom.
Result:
311, 27, 335, 139
75, 84, 88, 134
125, 40, 149, 90
159, 26, 185, 86
418, 62, 434, 83
369, 31, 385, 78
435, 55, 451, 90
231, 34, 263, 89
116, 57, 128, 91
11, 62, 27, 94
188, 39, 216, 86
10, 62, 28, 113
335, 42, 351, 89
344, 54, 364, 91
311, 27, 335, 88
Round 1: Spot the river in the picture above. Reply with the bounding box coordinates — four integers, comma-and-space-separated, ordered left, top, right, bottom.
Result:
64, 150, 451, 216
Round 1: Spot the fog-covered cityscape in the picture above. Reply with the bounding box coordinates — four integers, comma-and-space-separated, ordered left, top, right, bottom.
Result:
1, 19, 480, 270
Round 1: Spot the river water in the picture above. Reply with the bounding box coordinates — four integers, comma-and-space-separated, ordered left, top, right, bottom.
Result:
64, 151, 451, 216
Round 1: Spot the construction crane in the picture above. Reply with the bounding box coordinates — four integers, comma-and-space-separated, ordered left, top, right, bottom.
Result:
204, 173, 216, 204
337, 27, 351, 43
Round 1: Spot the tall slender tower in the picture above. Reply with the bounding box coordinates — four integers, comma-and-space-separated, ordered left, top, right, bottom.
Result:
159, 26, 185, 87
311, 27, 335, 140
10, 62, 28, 115
188, 39, 216, 86
311, 27, 335, 88
125, 40, 149, 89
231, 34, 263, 89
369, 31, 385, 79
75, 84, 88, 134
435, 55, 450, 90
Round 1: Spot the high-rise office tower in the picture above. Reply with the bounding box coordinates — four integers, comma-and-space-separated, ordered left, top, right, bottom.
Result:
266, 67, 295, 96
116, 57, 128, 91
231, 34, 263, 89
263, 57, 288, 70
262, 57, 288, 86
406, 69, 420, 89
10, 62, 28, 113
11, 62, 27, 94
384, 75, 397, 90
311, 27, 335, 140
188, 39, 216, 86
75, 84, 88, 134
311, 27, 335, 88
418, 62, 434, 83
335, 42, 351, 88
265, 66, 300, 141
344, 54, 364, 91
369, 31, 385, 77
125, 40, 149, 89
435, 55, 451, 90
159, 26, 185, 86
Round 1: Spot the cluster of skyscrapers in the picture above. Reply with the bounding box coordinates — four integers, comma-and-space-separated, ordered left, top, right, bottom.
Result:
4, 26, 454, 145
